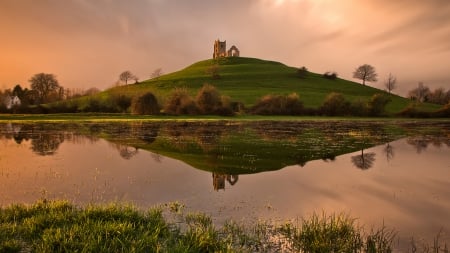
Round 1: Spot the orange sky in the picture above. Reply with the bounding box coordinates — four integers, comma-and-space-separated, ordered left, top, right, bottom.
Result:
1, 0, 449, 95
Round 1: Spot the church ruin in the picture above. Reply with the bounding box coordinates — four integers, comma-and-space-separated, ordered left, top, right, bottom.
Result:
213, 39, 240, 59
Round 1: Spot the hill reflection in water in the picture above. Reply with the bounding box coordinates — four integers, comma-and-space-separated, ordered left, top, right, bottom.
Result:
1, 120, 449, 246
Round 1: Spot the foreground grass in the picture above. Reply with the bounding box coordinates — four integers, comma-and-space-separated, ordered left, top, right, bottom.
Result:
1, 200, 447, 252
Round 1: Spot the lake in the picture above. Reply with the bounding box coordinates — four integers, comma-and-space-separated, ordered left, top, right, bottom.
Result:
1, 120, 449, 248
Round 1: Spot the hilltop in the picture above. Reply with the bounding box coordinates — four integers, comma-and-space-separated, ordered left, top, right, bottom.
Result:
106, 57, 434, 113
48, 56, 440, 115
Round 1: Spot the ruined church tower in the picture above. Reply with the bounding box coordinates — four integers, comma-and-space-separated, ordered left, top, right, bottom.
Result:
213, 39, 240, 59
213, 40, 227, 59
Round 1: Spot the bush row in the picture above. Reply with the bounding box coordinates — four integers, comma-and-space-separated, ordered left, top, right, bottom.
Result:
3, 84, 449, 118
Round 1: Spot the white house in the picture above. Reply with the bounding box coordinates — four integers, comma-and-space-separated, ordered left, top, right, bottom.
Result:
5, 95, 21, 109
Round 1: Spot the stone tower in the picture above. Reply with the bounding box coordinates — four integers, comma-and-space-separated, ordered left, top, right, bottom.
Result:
213, 40, 227, 59
213, 39, 240, 59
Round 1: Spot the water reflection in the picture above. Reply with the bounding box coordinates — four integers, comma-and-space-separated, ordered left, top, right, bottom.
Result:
1, 121, 449, 172
212, 173, 239, 191
383, 143, 395, 162
351, 150, 376, 170
407, 135, 450, 153
1, 120, 449, 247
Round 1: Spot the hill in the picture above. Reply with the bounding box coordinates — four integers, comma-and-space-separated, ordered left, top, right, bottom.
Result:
80, 57, 440, 114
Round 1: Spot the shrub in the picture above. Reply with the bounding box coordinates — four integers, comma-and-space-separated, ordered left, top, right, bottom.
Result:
196, 84, 222, 115
230, 101, 245, 113
323, 72, 338, 80
164, 88, 198, 115
110, 94, 132, 113
131, 92, 160, 115
349, 99, 368, 117
367, 93, 391, 116
297, 66, 308, 78
320, 92, 350, 116
397, 104, 431, 118
433, 102, 450, 117
251, 93, 303, 115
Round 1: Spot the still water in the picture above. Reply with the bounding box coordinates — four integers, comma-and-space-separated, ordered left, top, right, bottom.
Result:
0, 120, 449, 246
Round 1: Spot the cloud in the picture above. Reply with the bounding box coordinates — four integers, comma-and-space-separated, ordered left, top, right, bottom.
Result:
0, 0, 449, 94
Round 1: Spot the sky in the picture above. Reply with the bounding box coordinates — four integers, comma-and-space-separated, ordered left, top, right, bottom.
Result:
1, 0, 449, 96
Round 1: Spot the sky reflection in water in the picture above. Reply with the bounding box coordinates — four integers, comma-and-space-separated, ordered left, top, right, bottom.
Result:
0, 121, 449, 245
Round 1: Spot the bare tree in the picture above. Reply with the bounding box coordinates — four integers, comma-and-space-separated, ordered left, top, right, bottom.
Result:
428, 87, 449, 105
351, 149, 376, 170
353, 64, 378, 85
119, 71, 135, 85
133, 76, 139, 84
384, 73, 397, 94
408, 82, 430, 103
151, 68, 163, 79
29, 73, 61, 103
383, 143, 394, 162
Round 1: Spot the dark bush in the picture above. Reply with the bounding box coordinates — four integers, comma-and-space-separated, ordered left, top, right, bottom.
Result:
164, 88, 198, 115
349, 99, 368, 117
196, 84, 222, 115
230, 101, 245, 113
367, 93, 391, 116
214, 106, 235, 116
297, 66, 308, 78
110, 94, 132, 113
433, 102, 450, 117
46, 102, 78, 113
397, 104, 431, 118
251, 93, 303, 115
0, 104, 8, 113
323, 72, 338, 80
131, 92, 160, 115
320, 92, 350, 116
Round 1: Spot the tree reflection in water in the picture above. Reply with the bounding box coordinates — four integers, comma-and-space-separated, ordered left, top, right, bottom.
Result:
351, 149, 376, 170
31, 133, 65, 156
383, 143, 395, 162
1, 122, 449, 175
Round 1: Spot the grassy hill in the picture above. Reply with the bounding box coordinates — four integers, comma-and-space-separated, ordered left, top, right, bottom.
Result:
83, 57, 440, 114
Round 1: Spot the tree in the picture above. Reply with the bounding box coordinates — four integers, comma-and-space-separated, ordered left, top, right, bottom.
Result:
367, 93, 391, 116
119, 71, 135, 85
383, 143, 394, 162
164, 87, 198, 115
29, 73, 61, 103
384, 73, 397, 94
297, 66, 309, 78
151, 68, 163, 79
130, 92, 160, 115
196, 84, 221, 114
353, 64, 378, 85
428, 87, 449, 105
408, 82, 430, 103
323, 71, 338, 80
320, 92, 350, 116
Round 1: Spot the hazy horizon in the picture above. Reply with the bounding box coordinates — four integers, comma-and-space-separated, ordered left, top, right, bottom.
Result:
1, 0, 449, 96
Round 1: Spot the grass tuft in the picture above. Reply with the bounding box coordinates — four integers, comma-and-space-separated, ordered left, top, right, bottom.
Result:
0, 200, 447, 252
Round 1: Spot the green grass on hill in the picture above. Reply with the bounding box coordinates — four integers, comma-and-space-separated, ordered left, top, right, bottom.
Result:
98, 57, 438, 114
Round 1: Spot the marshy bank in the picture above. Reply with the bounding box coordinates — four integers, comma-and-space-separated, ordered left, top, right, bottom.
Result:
1, 200, 447, 252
